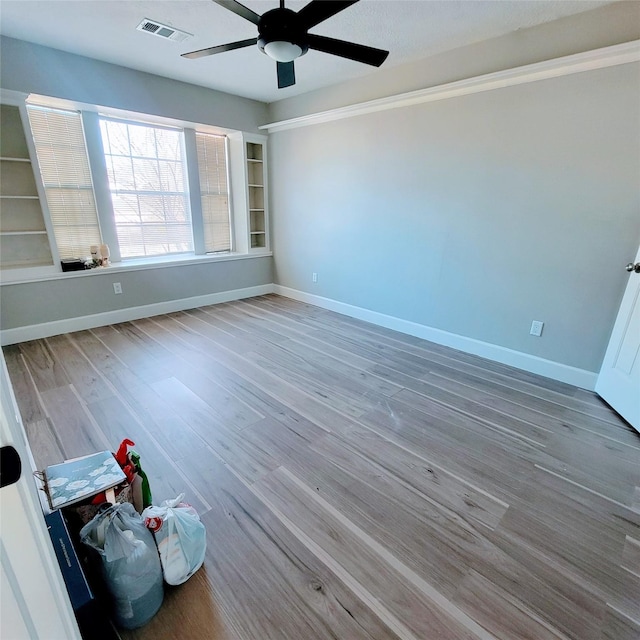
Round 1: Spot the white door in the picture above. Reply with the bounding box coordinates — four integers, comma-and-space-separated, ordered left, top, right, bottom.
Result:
595, 245, 640, 431
0, 354, 81, 639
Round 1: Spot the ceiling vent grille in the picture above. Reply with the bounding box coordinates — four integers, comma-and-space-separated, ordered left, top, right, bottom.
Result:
136, 19, 192, 43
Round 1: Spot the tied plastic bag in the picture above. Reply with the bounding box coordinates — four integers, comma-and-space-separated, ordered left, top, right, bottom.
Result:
142, 494, 206, 585
80, 503, 163, 629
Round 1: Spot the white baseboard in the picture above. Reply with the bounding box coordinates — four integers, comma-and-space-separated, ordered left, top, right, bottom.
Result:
2, 281, 598, 390
0, 284, 274, 346
273, 285, 598, 390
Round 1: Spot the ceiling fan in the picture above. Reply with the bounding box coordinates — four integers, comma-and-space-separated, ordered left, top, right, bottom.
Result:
182, 0, 389, 89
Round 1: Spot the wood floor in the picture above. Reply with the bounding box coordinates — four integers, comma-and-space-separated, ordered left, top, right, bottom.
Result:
4, 294, 640, 640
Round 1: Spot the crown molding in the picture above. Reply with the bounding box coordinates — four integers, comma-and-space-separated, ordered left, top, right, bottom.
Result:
260, 40, 640, 133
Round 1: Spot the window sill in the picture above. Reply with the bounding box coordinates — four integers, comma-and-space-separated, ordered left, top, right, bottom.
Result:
0, 251, 273, 286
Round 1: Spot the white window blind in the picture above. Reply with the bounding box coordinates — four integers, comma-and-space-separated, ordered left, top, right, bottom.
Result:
196, 132, 231, 253
100, 118, 193, 258
26, 105, 101, 259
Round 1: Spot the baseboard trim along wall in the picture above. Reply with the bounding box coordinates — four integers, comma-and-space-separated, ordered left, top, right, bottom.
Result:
1, 282, 598, 390
273, 285, 598, 391
0, 284, 273, 346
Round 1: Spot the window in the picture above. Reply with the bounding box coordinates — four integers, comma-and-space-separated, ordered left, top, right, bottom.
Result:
27, 106, 101, 259
196, 132, 231, 253
100, 118, 192, 258
26, 103, 235, 263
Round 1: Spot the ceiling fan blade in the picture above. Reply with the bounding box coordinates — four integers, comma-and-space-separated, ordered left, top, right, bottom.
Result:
181, 38, 257, 59
277, 61, 296, 88
212, 0, 261, 25
307, 34, 389, 67
297, 0, 359, 29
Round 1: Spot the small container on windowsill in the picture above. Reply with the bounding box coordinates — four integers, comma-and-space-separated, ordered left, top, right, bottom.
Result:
60, 259, 86, 272
99, 244, 110, 267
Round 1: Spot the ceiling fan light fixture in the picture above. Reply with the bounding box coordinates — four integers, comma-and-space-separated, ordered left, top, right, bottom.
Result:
182, 0, 390, 89
263, 40, 303, 62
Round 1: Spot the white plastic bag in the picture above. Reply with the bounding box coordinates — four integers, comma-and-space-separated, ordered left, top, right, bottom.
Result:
80, 503, 163, 629
142, 494, 206, 585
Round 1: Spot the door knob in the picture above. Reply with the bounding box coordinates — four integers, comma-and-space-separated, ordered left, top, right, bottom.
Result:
626, 262, 640, 273
0, 446, 22, 488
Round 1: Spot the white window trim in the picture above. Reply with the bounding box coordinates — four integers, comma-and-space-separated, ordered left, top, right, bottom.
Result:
0, 89, 273, 278
87, 109, 224, 264
0, 90, 269, 283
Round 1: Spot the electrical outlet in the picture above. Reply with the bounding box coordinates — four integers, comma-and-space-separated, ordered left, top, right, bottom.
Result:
530, 320, 544, 337
113, 282, 122, 295
312, 272, 318, 283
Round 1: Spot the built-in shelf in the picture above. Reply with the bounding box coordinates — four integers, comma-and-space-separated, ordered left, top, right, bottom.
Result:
0, 103, 53, 270
245, 139, 268, 252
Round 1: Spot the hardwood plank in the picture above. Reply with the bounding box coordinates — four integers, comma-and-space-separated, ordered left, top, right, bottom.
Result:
90, 323, 174, 383
394, 385, 549, 447
151, 377, 281, 485
453, 570, 572, 640
359, 398, 539, 504
3, 344, 47, 423
427, 369, 634, 441
245, 344, 378, 418
177, 451, 405, 640
23, 418, 65, 470
600, 605, 640, 640
533, 431, 640, 505
470, 525, 607, 640
70, 329, 145, 392
328, 426, 509, 531
85, 393, 211, 514
136, 313, 360, 439
621, 535, 640, 577
18, 339, 70, 392
254, 466, 493, 640
244, 419, 495, 601
419, 370, 640, 458
253, 334, 403, 398
169, 363, 265, 432
44, 334, 114, 403
177, 310, 378, 419
38, 385, 111, 458
202, 303, 292, 345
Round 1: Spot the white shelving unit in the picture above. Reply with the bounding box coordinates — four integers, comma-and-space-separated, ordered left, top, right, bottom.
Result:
246, 141, 267, 250
229, 132, 269, 254
0, 104, 53, 270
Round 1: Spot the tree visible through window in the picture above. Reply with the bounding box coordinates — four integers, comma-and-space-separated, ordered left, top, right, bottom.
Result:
100, 119, 193, 258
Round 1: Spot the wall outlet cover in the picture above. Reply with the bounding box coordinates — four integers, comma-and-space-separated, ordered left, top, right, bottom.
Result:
530, 320, 544, 337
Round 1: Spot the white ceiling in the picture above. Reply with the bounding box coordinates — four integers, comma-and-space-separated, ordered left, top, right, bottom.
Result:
0, 0, 615, 103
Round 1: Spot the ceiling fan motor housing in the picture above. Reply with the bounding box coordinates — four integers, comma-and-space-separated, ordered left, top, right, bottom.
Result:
257, 8, 309, 58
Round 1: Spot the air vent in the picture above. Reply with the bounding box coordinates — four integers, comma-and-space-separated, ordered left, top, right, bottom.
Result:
136, 19, 192, 43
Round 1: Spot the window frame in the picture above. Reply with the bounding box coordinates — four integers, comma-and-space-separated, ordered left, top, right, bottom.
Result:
30, 98, 236, 265
98, 115, 195, 260
0, 91, 270, 284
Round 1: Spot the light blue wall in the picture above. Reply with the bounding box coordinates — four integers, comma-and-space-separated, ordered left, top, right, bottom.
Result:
0, 36, 267, 132
268, 19, 640, 374
0, 257, 272, 330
